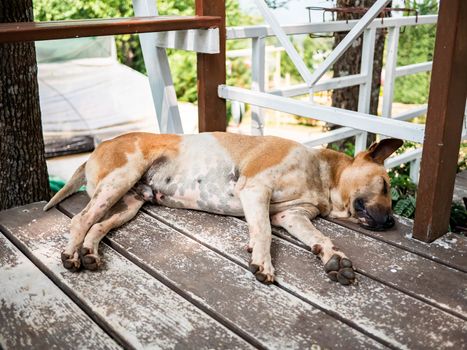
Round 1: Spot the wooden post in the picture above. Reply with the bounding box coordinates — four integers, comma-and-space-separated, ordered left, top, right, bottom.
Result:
196, 0, 226, 132
413, 0, 467, 242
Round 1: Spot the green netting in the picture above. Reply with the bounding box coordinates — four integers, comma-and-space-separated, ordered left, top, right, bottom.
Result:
49, 176, 86, 194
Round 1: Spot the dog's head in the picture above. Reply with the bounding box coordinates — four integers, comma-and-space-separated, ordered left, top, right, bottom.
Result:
338, 138, 403, 231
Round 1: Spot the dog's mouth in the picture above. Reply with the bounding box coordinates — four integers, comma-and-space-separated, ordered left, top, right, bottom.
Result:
353, 198, 395, 231
355, 211, 395, 231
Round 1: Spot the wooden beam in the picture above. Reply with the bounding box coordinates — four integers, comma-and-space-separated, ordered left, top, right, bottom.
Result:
413, 0, 467, 242
196, 0, 226, 132
0, 16, 221, 43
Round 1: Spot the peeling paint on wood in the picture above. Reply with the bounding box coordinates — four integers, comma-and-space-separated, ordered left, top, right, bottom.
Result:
0, 234, 121, 350
293, 218, 467, 319
0, 204, 252, 350
139, 204, 467, 350
327, 215, 467, 273
60, 194, 385, 350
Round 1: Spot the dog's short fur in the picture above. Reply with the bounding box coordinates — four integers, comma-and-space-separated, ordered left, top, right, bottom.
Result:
45, 132, 402, 285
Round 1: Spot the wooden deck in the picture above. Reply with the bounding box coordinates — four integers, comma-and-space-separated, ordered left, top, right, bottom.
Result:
0, 192, 466, 349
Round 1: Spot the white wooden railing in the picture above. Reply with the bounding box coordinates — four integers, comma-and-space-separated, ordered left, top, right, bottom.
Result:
224, 14, 458, 183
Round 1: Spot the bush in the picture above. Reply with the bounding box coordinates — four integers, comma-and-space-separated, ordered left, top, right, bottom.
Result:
388, 142, 467, 235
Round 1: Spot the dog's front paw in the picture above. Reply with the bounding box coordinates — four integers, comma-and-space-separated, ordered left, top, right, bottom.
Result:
249, 260, 275, 285
79, 247, 102, 271
61, 251, 81, 272
324, 254, 355, 285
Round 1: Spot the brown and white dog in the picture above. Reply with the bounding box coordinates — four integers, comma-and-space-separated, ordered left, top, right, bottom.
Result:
44, 132, 402, 285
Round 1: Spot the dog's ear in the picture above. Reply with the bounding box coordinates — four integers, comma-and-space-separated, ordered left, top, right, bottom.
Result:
366, 138, 403, 164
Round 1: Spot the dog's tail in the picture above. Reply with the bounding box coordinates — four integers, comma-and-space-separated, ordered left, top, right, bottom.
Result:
43, 162, 87, 211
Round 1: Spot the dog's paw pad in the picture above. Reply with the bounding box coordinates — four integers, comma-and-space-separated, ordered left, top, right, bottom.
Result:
324, 254, 355, 285
79, 247, 102, 271
249, 262, 274, 285
61, 251, 80, 272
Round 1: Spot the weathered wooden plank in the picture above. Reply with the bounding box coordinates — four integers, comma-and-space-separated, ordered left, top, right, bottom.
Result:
290, 218, 467, 318
327, 216, 467, 273
0, 234, 121, 350
138, 203, 467, 349
0, 204, 253, 350
457, 170, 467, 181
0, 16, 222, 43
59, 194, 386, 350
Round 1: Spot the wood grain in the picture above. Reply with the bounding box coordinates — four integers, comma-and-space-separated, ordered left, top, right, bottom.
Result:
0, 203, 252, 350
60, 193, 385, 350
0, 234, 121, 350
414, 0, 467, 241
137, 202, 467, 349
196, 0, 226, 132
327, 215, 467, 273
0, 16, 222, 43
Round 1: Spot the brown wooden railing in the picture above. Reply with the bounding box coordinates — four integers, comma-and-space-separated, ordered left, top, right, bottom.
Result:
0, 16, 221, 42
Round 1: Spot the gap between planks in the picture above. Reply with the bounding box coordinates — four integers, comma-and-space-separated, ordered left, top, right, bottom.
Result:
140, 204, 467, 349
59, 193, 467, 349
0, 233, 122, 350
58, 195, 387, 350
0, 210, 133, 350
0, 204, 254, 350
325, 216, 466, 273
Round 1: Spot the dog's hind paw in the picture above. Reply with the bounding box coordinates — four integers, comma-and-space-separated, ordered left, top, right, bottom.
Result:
79, 247, 102, 271
324, 254, 355, 285
249, 261, 275, 285
61, 251, 81, 272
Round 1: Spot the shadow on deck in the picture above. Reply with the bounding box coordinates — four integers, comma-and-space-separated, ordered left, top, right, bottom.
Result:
0, 191, 466, 349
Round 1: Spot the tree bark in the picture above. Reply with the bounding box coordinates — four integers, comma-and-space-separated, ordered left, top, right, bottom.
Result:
0, 0, 50, 210
328, 0, 389, 150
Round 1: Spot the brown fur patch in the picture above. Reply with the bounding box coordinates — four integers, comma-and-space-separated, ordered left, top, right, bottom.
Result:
91, 133, 180, 182
213, 132, 298, 178
317, 149, 353, 188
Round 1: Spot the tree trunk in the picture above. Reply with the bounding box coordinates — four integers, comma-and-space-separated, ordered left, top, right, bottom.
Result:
328, 0, 389, 150
0, 0, 50, 210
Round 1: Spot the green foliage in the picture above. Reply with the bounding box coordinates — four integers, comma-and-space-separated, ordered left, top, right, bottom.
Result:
33, 0, 258, 102
264, 0, 288, 9
279, 35, 332, 84
450, 201, 467, 235
393, 0, 437, 104
336, 140, 467, 234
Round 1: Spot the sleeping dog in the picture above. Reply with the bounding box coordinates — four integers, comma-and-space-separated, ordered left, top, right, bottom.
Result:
44, 132, 402, 285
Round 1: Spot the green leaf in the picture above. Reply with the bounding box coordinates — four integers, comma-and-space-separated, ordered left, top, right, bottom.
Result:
390, 187, 400, 201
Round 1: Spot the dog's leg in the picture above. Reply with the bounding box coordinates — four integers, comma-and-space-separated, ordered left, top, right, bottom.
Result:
239, 186, 275, 284
271, 208, 355, 285
79, 190, 145, 270
61, 164, 145, 271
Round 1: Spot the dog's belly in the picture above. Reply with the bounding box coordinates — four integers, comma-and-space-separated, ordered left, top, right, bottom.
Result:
145, 134, 244, 216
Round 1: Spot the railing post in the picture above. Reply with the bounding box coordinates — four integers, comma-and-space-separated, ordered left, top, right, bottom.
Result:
251, 37, 266, 135
409, 158, 420, 184
355, 28, 376, 153
196, 0, 226, 132
132, 0, 183, 133
413, 0, 467, 242
381, 26, 400, 119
